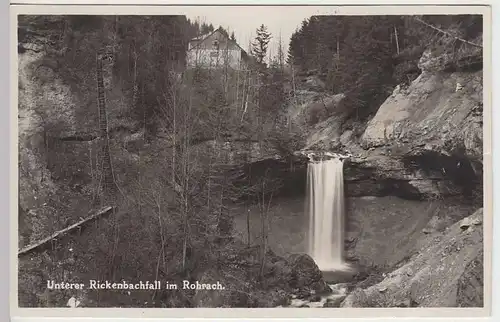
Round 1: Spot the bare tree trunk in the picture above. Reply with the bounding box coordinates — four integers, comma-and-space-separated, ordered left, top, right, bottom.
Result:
96, 51, 117, 199
241, 71, 251, 123
394, 26, 400, 55
259, 187, 266, 278
182, 213, 188, 269
224, 46, 229, 99
290, 65, 298, 132
258, 168, 274, 279
336, 38, 340, 60
181, 142, 189, 270
172, 85, 177, 191
181, 77, 194, 271
246, 209, 251, 247
181, 150, 189, 270
156, 194, 166, 272
217, 185, 225, 242
236, 65, 240, 108
259, 186, 269, 279
43, 128, 49, 181
262, 187, 274, 277
207, 155, 211, 214
240, 70, 247, 118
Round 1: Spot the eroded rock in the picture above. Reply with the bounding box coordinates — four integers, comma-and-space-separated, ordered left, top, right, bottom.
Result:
297, 48, 483, 201
460, 216, 483, 230
341, 208, 483, 307
456, 248, 484, 307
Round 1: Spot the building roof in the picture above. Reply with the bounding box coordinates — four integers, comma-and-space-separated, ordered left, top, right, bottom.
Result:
190, 32, 211, 41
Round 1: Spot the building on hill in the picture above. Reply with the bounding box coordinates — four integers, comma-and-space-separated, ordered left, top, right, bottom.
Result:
187, 27, 251, 70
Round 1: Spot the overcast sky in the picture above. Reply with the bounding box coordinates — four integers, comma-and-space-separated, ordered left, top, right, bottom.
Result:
183, 6, 341, 59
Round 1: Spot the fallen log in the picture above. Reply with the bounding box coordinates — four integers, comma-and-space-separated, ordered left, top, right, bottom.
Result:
58, 133, 99, 142
18, 206, 114, 257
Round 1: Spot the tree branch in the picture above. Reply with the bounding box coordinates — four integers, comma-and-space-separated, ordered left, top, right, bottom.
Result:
414, 17, 483, 48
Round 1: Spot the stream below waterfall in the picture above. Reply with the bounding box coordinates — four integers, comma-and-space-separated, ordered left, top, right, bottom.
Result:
278, 283, 349, 308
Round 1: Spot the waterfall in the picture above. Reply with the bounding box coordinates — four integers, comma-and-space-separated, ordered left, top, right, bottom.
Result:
306, 157, 348, 271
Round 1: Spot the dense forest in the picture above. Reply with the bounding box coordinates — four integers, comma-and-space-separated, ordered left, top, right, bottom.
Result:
18, 15, 295, 308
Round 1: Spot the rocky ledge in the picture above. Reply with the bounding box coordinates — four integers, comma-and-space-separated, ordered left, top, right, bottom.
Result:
302, 50, 483, 202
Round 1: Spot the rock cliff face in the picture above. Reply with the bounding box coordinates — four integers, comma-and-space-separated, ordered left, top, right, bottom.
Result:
341, 208, 483, 308
344, 196, 476, 269
456, 248, 484, 307
302, 49, 483, 202
229, 46, 484, 277
18, 27, 142, 245
233, 195, 477, 271
243, 47, 485, 308
361, 70, 482, 155
287, 48, 484, 308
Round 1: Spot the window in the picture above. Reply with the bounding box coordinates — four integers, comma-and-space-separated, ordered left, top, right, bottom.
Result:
212, 40, 219, 50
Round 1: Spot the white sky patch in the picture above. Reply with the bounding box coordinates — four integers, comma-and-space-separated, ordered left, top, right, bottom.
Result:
184, 6, 341, 58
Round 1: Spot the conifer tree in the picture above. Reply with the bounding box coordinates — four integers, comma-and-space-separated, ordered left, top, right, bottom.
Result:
251, 24, 272, 67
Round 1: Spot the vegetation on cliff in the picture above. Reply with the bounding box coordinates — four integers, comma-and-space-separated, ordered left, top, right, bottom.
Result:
287, 15, 483, 123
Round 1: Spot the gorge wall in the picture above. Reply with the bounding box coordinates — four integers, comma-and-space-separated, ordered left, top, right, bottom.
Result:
303, 49, 483, 203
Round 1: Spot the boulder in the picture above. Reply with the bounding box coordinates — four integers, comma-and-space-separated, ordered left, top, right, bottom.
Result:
323, 295, 346, 307
459, 216, 483, 230
192, 242, 329, 307
287, 253, 331, 294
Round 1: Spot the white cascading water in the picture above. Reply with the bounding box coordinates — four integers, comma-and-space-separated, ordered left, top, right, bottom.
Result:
307, 157, 349, 271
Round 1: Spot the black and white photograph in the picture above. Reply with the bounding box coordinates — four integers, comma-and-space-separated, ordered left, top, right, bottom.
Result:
14, 4, 490, 314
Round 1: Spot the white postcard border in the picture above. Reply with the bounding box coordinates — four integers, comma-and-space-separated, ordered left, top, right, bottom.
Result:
8, 2, 494, 320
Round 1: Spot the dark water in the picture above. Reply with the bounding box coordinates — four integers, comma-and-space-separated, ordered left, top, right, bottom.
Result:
322, 266, 359, 284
